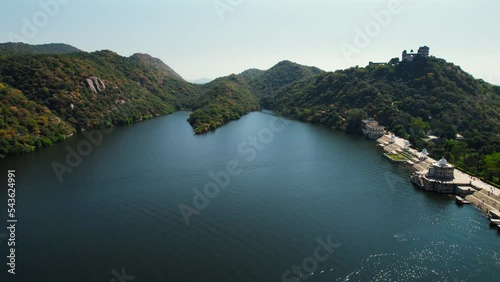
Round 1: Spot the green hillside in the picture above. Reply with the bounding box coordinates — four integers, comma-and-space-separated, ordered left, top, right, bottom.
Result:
0, 51, 180, 130
188, 75, 260, 134
270, 56, 500, 183
0, 43, 498, 183
245, 60, 324, 107
0, 42, 82, 55
0, 83, 73, 155
0, 44, 261, 154
239, 68, 264, 80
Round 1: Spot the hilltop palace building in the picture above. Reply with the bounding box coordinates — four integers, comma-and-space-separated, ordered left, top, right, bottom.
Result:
402, 46, 430, 62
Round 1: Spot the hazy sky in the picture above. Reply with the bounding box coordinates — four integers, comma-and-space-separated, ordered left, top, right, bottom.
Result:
1, 0, 499, 84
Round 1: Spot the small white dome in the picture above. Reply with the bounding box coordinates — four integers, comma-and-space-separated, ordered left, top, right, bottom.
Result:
403, 140, 410, 148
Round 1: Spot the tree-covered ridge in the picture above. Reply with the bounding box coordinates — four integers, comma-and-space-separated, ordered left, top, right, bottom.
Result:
184, 59, 323, 134
0, 83, 73, 155
271, 56, 500, 183
188, 75, 260, 134
0, 43, 498, 184
0, 42, 82, 56
244, 60, 324, 108
239, 68, 264, 80
0, 45, 261, 155
0, 51, 179, 130
89, 51, 201, 109
129, 53, 184, 80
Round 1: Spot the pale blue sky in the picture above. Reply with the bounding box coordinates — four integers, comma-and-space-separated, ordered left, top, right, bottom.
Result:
1, 0, 499, 84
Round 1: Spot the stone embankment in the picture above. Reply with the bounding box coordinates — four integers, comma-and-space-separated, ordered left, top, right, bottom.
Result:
377, 133, 500, 221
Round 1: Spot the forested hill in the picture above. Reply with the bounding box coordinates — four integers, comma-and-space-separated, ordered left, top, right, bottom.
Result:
184, 60, 324, 133
0, 43, 498, 183
0, 83, 74, 153
245, 60, 324, 107
188, 75, 260, 134
0, 43, 259, 155
0, 42, 82, 55
268, 56, 500, 184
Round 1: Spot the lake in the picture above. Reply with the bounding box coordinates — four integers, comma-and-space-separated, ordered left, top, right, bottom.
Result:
0, 111, 498, 281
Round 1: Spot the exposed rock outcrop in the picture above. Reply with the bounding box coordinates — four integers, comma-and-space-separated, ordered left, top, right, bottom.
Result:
85, 76, 106, 93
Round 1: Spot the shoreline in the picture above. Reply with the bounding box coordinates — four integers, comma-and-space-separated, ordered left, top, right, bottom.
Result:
377, 133, 500, 224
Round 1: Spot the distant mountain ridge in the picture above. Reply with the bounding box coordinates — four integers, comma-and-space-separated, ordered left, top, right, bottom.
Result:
239, 68, 264, 80
243, 60, 325, 107
247, 60, 324, 97
0, 43, 81, 55
188, 78, 213, 84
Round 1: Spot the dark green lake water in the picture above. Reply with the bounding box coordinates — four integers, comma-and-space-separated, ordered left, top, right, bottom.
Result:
0, 111, 498, 282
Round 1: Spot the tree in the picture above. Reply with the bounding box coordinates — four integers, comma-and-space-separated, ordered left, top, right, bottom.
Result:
410, 117, 430, 138
346, 108, 367, 134
389, 57, 400, 65
484, 152, 500, 182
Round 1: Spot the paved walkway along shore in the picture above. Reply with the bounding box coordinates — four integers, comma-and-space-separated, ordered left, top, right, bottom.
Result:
377, 133, 500, 219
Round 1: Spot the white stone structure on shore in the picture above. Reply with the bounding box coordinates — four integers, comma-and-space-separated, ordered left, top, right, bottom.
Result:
377, 132, 500, 220
361, 118, 385, 139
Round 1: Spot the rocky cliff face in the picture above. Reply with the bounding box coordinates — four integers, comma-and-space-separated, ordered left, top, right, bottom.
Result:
85, 76, 106, 93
